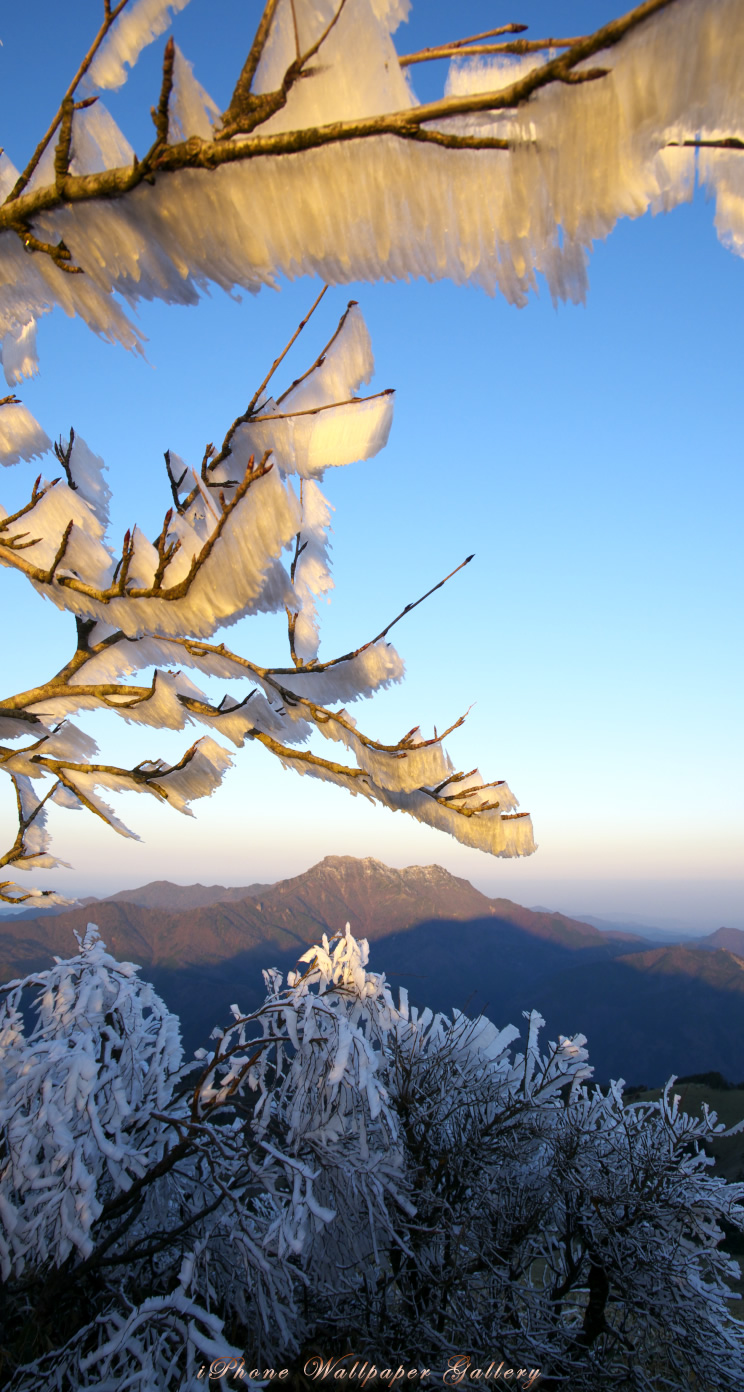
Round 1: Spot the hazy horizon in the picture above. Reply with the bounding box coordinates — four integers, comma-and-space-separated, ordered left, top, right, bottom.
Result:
1, 853, 740, 937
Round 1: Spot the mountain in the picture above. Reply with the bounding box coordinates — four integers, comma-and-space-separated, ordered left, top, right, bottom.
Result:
80, 879, 272, 911
3, 856, 743, 1086
526, 942, 744, 1086
699, 927, 744, 955
566, 911, 694, 942
0, 856, 641, 1035
0, 857, 639, 972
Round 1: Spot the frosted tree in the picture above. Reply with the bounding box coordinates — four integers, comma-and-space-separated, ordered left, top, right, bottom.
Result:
0, 292, 535, 906
2, 0, 744, 898
1, 0, 744, 382
3, 922, 743, 1388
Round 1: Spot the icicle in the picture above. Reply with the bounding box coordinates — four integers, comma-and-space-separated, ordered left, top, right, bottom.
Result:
87, 0, 193, 91
68, 102, 134, 176
227, 393, 394, 480
168, 45, 220, 142
1, 321, 39, 386
278, 302, 375, 412
291, 480, 334, 662
0, 401, 51, 467
150, 735, 233, 812
67, 434, 112, 528
276, 640, 405, 703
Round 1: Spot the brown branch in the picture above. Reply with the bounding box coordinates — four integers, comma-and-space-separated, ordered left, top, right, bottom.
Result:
199, 441, 216, 484
45, 519, 74, 582
218, 0, 351, 141
4, 0, 131, 202
151, 37, 176, 146
274, 298, 356, 406
400, 36, 582, 66
250, 728, 372, 786
242, 283, 329, 420
164, 447, 189, 511
0, 881, 63, 906
296, 0, 349, 68
0, 452, 274, 606
667, 137, 744, 150
237, 387, 394, 426
15, 227, 83, 273
220, 0, 284, 136
0, 0, 689, 253
0, 474, 46, 532
54, 97, 75, 187
53, 429, 76, 489
402, 129, 510, 152
400, 24, 528, 64
307, 553, 476, 671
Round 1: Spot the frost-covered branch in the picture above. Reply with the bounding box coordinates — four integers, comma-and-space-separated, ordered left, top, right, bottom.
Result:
0, 300, 534, 901
3, 923, 743, 1387
3, 0, 744, 377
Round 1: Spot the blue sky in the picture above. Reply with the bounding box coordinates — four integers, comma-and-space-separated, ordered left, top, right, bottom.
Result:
0, 1, 742, 930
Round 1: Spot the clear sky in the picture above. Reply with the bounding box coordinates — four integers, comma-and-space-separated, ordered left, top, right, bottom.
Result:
0, 1, 742, 931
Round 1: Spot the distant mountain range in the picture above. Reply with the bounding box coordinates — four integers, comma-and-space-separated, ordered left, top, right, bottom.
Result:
2, 856, 743, 1086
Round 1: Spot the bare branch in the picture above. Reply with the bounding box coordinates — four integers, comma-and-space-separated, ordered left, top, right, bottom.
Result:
45, 518, 74, 582
14, 226, 83, 273
296, 0, 350, 68
243, 283, 329, 419
296, 553, 476, 673
401, 23, 528, 64
53, 429, 76, 489
0, 451, 274, 607
274, 298, 358, 407
164, 447, 189, 511
53, 97, 75, 187
4, 0, 131, 203
400, 36, 584, 67
220, 0, 284, 136
151, 37, 176, 146
667, 137, 744, 151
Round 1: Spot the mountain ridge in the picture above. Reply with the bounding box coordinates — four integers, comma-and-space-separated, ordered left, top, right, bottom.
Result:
2, 856, 742, 1084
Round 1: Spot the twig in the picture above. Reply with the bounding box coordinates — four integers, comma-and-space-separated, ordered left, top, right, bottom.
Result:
402, 24, 528, 62
164, 448, 189, 511
243, 284, 329, 419
4, 0, 132, 202
220, 0, 283, 136
54, 429, 76, 489
151, 37, 176, 145
298, 554, 475, 671
275, 298, 356, 406
2, 0, 705, 256
400, 36, 583, 67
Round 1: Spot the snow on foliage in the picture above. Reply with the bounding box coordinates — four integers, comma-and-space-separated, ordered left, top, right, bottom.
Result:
1, 923, 743, 1388
0, 927, 182, 1278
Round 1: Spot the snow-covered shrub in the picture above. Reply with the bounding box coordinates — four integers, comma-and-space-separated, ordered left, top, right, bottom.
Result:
0, 925, 183, 1277
2, 924, 744, 1390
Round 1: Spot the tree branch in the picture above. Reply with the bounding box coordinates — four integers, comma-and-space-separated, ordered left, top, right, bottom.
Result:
5, 0, 131, 202
0, 0, 685, 261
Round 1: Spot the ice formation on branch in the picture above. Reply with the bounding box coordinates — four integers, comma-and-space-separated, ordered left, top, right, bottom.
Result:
3, 922, 744, 1388
0, 298, 534, 904
2, 0, 744, 378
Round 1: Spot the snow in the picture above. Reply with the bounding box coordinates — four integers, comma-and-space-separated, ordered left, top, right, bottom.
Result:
4, 0, 744, 372
4, 920, 744, 1387
0, 402, 50, 467
87, 0, 193, 92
